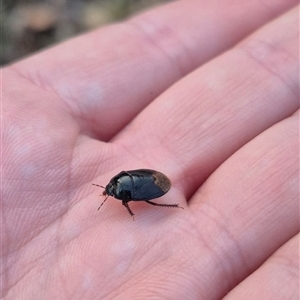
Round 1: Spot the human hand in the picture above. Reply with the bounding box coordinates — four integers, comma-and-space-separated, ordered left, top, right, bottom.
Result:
2, 1, 299, 299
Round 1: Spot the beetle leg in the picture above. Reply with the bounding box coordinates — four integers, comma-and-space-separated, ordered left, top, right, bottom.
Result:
122, 200, 135, 219
145, 200, 184, 209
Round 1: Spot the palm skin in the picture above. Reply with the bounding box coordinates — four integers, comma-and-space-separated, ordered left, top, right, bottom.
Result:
2, 1, 299, 299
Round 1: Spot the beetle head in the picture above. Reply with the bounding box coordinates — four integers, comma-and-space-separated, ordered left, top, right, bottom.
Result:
105, 182, 115, 197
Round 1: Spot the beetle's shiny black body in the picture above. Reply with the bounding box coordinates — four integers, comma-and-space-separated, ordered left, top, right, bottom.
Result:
105, 169, 171, 201
93, 169, 183, 218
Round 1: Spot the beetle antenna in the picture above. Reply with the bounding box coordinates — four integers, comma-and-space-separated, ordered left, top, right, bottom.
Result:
92, 183, 105, 189
98, 195, 109, 211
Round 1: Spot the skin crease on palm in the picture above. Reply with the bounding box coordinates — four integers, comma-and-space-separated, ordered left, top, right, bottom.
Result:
2, 0, 299, 299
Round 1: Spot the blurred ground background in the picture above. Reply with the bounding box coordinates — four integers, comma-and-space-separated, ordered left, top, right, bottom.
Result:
1, 0, 173, 65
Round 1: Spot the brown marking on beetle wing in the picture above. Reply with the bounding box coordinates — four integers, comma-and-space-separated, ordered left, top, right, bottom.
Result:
153, 172, 171, 193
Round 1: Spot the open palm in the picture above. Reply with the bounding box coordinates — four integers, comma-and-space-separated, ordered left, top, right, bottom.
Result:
2, 1, 299, 299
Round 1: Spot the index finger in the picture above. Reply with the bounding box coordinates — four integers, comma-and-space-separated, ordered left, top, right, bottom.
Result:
11, 0, 297, 140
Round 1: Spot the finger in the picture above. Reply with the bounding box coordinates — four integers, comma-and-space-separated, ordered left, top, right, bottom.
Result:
11, 0, 297, 140
115, 7, 299, 195
223, 235, 299, 300
188, 112, 299, 298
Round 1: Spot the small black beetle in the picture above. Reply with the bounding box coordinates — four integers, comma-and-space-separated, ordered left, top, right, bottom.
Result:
92, 169, 183, 218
